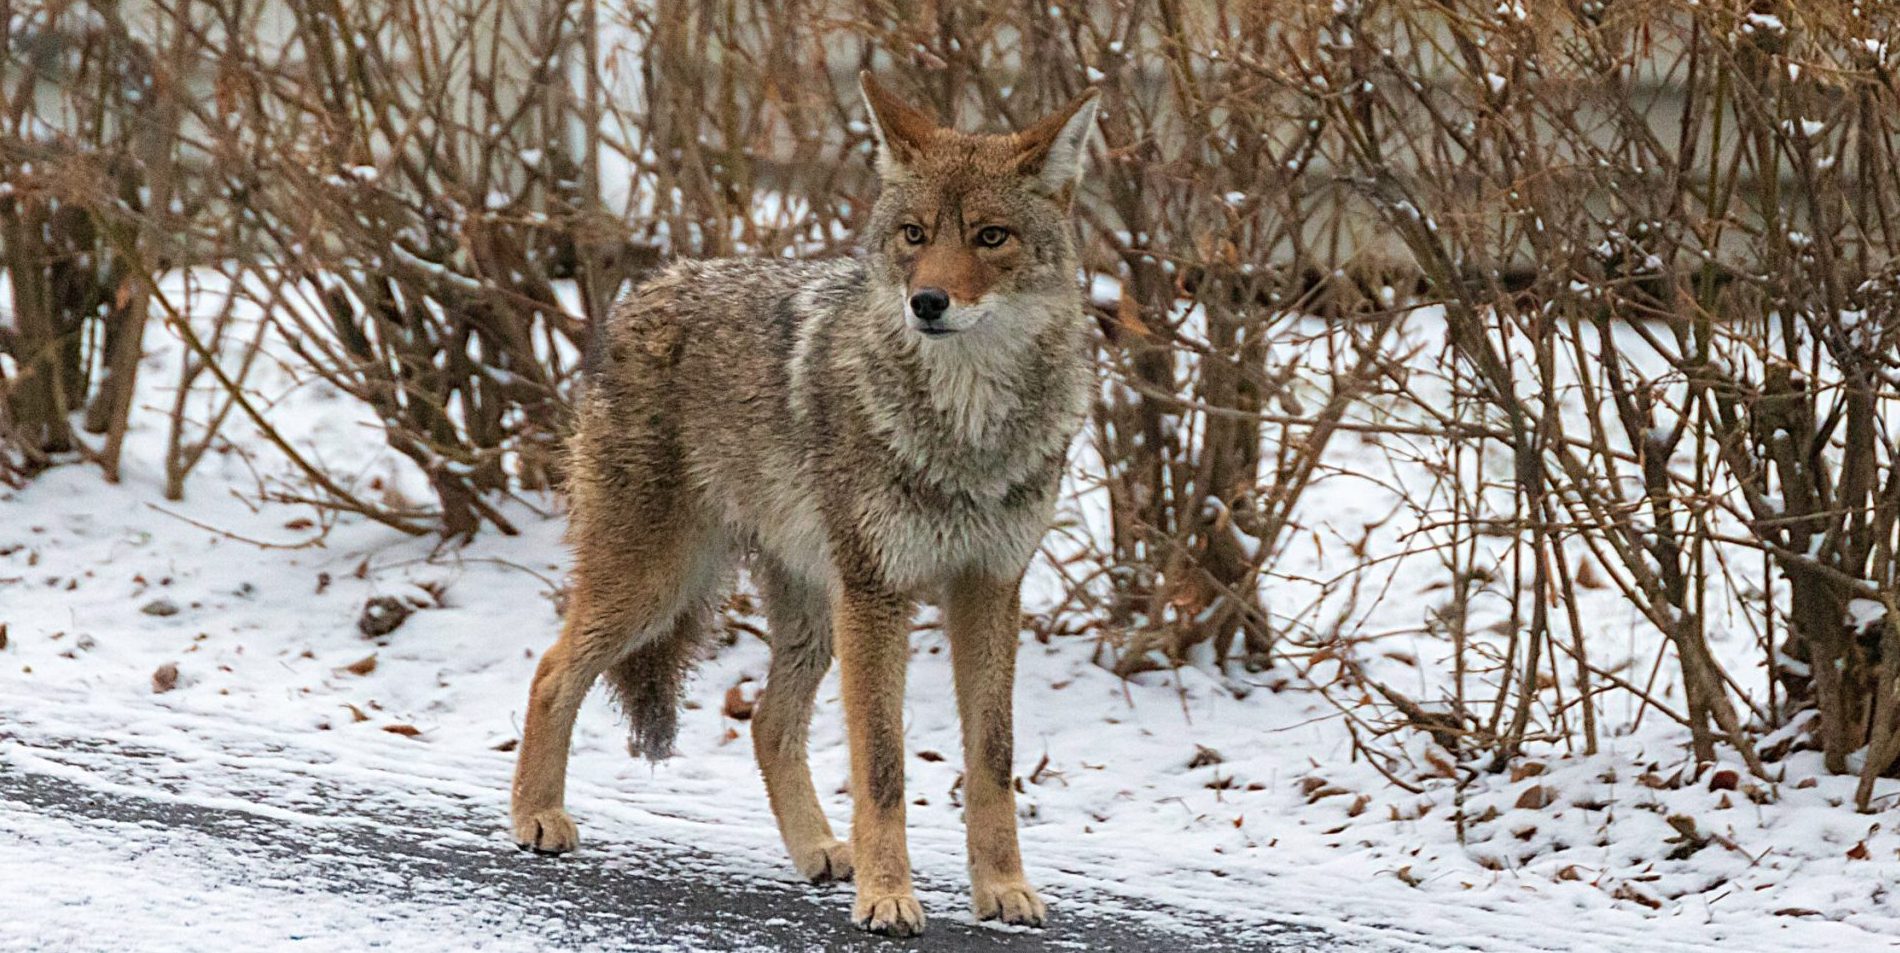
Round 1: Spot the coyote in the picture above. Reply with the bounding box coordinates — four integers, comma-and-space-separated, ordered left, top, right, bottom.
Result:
509, 73, 1099, 937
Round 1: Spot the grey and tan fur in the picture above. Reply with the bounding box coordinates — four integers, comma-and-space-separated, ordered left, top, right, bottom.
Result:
509, 73, 1099, 937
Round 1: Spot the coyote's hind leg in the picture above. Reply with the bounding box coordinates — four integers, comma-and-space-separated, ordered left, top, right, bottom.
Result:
511, 524, 723, 854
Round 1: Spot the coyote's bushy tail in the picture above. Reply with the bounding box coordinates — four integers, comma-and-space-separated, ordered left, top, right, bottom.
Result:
602, 605, 709, 761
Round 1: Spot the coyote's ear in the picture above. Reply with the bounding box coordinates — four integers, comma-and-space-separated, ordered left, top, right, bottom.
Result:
1010, 89, 1100, 200
859, 72, 937, 179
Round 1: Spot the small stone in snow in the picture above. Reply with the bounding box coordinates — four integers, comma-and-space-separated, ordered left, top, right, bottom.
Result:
142, 599, 180, 617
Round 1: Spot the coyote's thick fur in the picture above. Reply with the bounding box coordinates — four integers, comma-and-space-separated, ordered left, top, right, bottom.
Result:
509, 73, 1099, 937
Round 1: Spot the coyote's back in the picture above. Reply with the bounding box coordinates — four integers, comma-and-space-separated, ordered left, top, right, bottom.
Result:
511, 72, 1101, 939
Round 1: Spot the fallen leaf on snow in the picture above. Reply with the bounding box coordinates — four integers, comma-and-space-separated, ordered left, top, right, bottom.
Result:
342, 654, 377, 676
151, 662, 180, 693
1188, 745, 1225, 769
722, 681, 755, 720
1510, 760, 1547, 782
1611, 882, 1662, 909
358, 596, 412, 638
382, 724, 422, 737
1515, 785, 1556, 810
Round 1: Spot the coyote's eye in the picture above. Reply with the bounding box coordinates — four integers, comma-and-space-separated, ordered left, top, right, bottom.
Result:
974, 226, 1010, 248
901, 224, 926, 245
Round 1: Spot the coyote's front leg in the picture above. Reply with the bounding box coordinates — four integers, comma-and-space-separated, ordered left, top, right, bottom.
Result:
945, 571, 1046, 926
834, 579, 924, 936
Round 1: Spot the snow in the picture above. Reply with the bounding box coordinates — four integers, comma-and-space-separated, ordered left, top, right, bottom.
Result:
2, 282, 1898, 951
0, 807, 575, 953
1741, 13, 1786, 37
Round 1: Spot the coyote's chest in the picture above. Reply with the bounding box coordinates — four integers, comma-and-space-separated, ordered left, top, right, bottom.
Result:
735, 386, 1070, 595
747, 435, 1061, 595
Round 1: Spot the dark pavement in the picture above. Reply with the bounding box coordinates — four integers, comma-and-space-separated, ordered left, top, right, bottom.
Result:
0, 728, 1357, 953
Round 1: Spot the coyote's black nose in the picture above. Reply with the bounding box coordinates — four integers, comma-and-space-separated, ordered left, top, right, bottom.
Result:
910, 287, 950, 322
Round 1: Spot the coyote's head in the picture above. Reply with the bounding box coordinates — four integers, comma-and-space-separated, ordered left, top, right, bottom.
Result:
858, 73, 1098, 341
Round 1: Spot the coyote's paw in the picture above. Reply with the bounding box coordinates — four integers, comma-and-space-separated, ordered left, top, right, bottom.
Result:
973, 880, 1047, 928
852, 891, 926, 937
512, 807, 579, 854
792, 839, 854, 884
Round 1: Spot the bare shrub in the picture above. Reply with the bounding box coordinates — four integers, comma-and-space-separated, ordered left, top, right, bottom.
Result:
1296, 0, 1900, 783
7, 0, 1900, 794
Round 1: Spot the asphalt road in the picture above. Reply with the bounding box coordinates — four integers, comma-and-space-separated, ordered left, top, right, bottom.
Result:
0, 729, 1354, 953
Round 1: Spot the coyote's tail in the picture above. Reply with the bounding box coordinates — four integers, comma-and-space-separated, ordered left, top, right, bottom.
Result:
602, 607, 708, 761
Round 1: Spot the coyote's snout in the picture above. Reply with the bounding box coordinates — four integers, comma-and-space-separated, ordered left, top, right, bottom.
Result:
508, 72, 1100, 938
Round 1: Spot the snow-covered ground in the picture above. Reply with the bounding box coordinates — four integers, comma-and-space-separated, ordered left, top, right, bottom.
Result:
3, 274, 1898, 951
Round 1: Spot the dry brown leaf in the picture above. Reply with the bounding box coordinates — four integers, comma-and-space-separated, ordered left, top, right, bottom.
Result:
492, 738, 519, 752
1188, 745, 1225, 769
1514, 785, 1556, 810
1637, 771, 1673, 790
151, 662, 180, 694
1612, 882, 1662, 909
917, 750, 945, 763
1707, 768, 1740, 791
1510, 760, 1547, 782
0, 622, 9, 651
382, 724, 421, 737
722, 682, 755, 721
358, 597, 411, 638
1576, 559, 1607, 589
344, 703, 370, 723
342, 654, 377, 676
